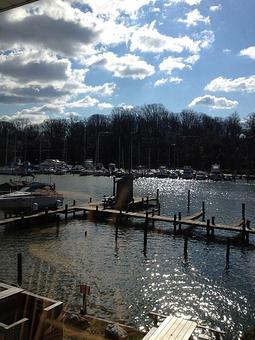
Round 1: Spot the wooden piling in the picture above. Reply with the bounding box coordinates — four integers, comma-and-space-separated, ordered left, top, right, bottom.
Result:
184, 237, 188, 259
226, 238, 230, 268
65, 204, 68, 221
146, 196, 149, 208
17, 253, 22, 286
115, 225, 118, 242
158, 203, 161, 216
89, 197, 92, 203
113, 176, 116, 197
56, 214, 60, 227
242, 221, 246, 244
73, 200, 76, 206
202, 201, 205, 222
144, 212, 148, 248
187, 190, 190, 212
156, 189, 159, 204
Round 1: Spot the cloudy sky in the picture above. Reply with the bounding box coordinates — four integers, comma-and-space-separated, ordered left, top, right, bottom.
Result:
0, 0, 254, 123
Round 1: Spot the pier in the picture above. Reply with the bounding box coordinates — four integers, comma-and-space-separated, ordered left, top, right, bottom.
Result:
0, 194, 253, 243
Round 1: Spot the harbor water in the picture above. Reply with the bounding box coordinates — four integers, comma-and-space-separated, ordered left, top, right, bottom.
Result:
0, 174, 255, 338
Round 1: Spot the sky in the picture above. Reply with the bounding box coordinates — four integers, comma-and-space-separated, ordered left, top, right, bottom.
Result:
0, 0, 254, 124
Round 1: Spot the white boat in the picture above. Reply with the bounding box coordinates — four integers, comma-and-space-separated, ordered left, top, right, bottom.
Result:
0, 182, 63, 214
181, 166, 194, 179
210, 164, 223, 181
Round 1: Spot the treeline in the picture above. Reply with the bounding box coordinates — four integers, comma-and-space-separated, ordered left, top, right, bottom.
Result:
0, 104, 255, 172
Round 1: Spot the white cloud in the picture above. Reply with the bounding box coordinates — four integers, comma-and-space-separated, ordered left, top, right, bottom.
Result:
205, 76, 255, 93
86, 52, 155, 79
209, 4, 222, 12
165, 0, 201, 6
240, 46, 255, 60
154, 77, 182, 86
178, 9, 210, 27
130, 21, 201, 54
185, 54, 200, 64
188, 95, 238, 109
159, 56, 189, 74
75, 0, 155, 19
223, 48, 231, 53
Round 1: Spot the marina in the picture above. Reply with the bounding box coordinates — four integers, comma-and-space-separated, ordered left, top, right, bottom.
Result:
0, 174, 255, 338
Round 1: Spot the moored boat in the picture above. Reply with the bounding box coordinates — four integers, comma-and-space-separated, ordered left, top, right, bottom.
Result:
0, 182, 63, 214
210, 164, 223, 181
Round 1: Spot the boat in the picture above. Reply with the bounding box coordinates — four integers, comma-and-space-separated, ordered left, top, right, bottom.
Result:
210, 164, 223, 181
181, 166, 194, 179
157, 166, 169, 178
195, 171, 207, 180
0, 182, 63, 214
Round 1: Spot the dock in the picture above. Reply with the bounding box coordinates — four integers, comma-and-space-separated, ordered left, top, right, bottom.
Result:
0, 194, 253, 244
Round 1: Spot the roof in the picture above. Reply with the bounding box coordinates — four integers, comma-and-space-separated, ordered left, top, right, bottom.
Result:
0, 0, 38, 13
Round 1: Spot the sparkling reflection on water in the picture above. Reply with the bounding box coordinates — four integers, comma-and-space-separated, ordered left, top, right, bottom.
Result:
0, 175, 255, 338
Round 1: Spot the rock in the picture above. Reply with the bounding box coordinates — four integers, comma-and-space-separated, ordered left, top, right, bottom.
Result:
105, 323, 128, 339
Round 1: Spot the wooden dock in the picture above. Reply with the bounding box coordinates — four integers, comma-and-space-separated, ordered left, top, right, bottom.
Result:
0, 195, 253, 243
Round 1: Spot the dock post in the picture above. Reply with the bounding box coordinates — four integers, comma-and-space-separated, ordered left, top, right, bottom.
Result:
113, 176, 116, 197
156, 189, 159, 204
152, 209, 155, 227
226, 238, 230, 269
17, 253, 22, 286
242, 220, 246, 244
184, 237, 188, 259
65, 204, 68, 221
158, 203, 161, 216
202, 201, 205, 222
73, 200, 76, 206
206, 219, 210, 240
242, 203, 245, 221
178, 212, 182, 230
144, 212, 148, 249
89, 197, 92, 203
173, 214, 177, 236
56, 214, 60, 227
187, 190, 190, 212
146, 196, 149, 208
115, 224, 118, 242
246, 220, 250, 245
211, 217, 215, 237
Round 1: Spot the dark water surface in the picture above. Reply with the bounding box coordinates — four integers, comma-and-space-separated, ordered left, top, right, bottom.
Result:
0, 175, 255, 338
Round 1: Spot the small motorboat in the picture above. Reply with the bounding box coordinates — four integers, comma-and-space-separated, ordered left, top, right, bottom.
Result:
0, 182, 63, 214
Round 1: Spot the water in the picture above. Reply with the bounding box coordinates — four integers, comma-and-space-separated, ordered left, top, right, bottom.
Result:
0, 174, 255, 338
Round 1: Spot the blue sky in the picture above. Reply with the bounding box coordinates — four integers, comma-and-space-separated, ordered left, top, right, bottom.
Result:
0, 0, 254, 124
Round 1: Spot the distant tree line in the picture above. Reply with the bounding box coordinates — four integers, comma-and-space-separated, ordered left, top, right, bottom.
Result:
0, 104, 255, 172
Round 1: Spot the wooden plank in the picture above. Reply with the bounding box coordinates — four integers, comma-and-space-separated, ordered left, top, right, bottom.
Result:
172, 319, 197, 340
146, 316, 177, 339
143, 327, 157, 340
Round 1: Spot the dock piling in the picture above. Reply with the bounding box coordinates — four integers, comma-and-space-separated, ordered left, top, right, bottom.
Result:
246, 220, 250, 245
65, 204, 68, 221
144, 212, 148, 248
184, 237, 188, 259
158, 203, 161, 216
202, 201, 205, 222
156, 189, 159, 204
17, 253, 22, 286
73, 200, 76, 206
56, 214, 60, 227
187, 190, 190, 212
226, 238, 230, 269
173, 214, 177, 236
